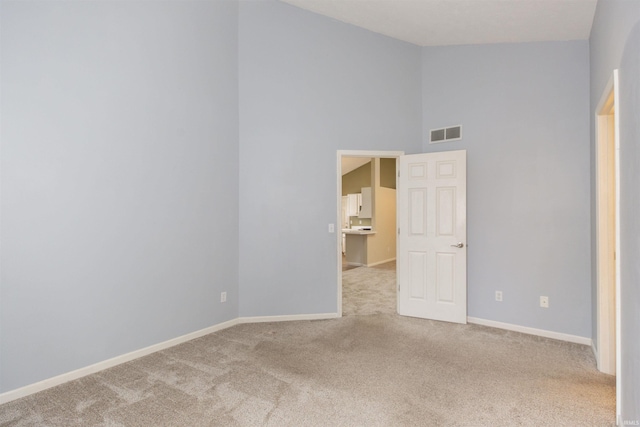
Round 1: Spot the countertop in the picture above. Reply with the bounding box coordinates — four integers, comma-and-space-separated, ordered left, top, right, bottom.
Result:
341, 229, 376, 235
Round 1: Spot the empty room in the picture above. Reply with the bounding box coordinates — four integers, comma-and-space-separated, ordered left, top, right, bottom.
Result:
1, 0, 639, 425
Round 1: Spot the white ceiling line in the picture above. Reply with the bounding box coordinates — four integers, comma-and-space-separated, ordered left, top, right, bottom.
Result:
280, 0, 598, 47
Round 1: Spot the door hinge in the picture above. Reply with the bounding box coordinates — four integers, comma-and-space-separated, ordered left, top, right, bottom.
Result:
398, 170, 400, 177
398, 228, 400, 235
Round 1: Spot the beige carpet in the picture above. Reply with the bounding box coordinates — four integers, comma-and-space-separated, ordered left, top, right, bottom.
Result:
0, 265, 616, 426
342, 261, 396, 316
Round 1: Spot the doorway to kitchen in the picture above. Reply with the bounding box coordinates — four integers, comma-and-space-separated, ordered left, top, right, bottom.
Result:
336, 150, 403, 316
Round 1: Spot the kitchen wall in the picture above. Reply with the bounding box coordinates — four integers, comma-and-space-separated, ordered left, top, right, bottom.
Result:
342, 158, 396, 195
366, 158, 396, 266
380, 158, 397, 189
590, 0, 640, 420
342, 161, 371, 196
238, 0, 422, 317
422, 41, 591, 338
342, 159, 395, 264
0, 0, 240, 393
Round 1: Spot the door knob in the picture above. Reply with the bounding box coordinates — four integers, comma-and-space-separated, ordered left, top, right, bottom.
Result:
451, 242, 464, 248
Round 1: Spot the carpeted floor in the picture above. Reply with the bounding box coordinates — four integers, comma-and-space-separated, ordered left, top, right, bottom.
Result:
342, 261, 396, 316
0, 263, 616, 426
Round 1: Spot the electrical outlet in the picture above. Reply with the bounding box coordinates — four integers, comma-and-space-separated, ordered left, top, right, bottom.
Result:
328, 223, 335, 233
495, 291, 503, 302
221, 292, 227, 303
540, 296, 549, 308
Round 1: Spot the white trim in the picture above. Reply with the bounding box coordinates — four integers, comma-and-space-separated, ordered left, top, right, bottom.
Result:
0, 312, 594, 405
613, 70, 622, 423
595, 70, 619, 375
336, 150, 404, 317
344, 258, 396, 268
467, 317, 592, 346
594, 69, 621, 423
0, 318, 239, 405
0, 313, 340, 404
366, 257, 396, 267
237, 313, 339, 324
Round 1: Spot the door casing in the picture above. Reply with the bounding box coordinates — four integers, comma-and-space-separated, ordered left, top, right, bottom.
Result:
336, 150, 403, 316
594, 69, 621, 420
336, 149, 466, 324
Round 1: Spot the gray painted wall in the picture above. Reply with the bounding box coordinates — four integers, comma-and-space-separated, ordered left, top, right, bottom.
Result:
238, 0, 422, 316
4, 0, 638, 411
590, 0, 640, 421
0, 0, 240, 392
589, 0, 640, 353
422, 42, 591, 337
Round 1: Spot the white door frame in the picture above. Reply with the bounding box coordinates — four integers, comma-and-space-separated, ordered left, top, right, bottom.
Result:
594, 70, 620, 418
336, 150, 404, 316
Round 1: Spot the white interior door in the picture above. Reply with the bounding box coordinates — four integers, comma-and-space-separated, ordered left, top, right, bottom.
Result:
397, 150, 467, 323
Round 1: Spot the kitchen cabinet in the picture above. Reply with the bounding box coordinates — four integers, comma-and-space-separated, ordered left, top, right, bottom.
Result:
341, 196, 350, 229
346, 188, 371, 218
347, 193, 361, 217
359, 187, 372, 218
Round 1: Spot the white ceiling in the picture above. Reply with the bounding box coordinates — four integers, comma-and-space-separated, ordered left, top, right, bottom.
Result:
280, 0, 598, 47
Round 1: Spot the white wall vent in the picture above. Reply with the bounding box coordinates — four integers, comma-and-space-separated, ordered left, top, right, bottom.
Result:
430, 125, 462, 144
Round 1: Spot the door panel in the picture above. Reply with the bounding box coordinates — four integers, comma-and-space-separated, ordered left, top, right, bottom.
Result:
437, 187, 455, 236
436, 252, 455, 303
408, 251, 427, 299
398, 150, 467, 324
409, 189, 427, 235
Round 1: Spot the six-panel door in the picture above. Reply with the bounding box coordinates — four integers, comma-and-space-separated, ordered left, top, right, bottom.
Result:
398, 150, 467, 324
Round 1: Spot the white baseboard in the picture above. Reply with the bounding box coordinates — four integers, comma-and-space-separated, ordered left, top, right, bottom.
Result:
0, 318, 239, 405
237, 313, 339, 324
2, 313, 590, 405
467, 317, 592, 346
0, 313, 339, 404
366, 258, 396, 267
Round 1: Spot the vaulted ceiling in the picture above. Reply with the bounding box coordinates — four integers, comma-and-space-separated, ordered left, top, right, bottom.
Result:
280, 0, 598, 47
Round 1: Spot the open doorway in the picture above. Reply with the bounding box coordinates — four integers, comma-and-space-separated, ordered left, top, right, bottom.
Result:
595, 70, 620, 419
336, 151, 403, 316
340, 156, 371, 272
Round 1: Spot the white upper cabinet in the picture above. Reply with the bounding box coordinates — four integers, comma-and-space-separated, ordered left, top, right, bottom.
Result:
359, 187, 372, 218
347, 193, 361, 217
